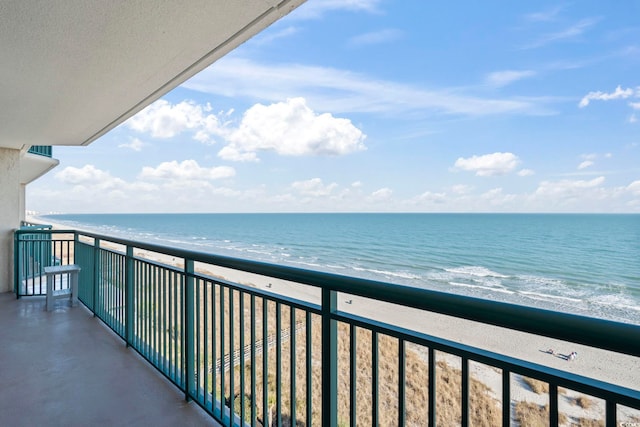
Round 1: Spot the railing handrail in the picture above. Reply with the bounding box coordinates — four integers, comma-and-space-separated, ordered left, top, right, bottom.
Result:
19, 222, 52, 229
14, 228, 640, 358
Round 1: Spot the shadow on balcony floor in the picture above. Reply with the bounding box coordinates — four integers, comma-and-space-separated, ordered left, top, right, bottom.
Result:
0, 292, 218, 426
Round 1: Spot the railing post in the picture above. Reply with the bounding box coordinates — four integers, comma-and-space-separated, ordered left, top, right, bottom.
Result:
93, 238, 101, 316
125, 246, 134, 347
184, 259, 195, 402
14, 231, 20, 298
321, 288, 338, 427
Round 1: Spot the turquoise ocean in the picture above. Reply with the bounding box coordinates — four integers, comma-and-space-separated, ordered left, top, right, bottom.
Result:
41, 213, 640, 325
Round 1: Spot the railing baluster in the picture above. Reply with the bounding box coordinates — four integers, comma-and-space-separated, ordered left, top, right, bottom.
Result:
350, 325, 357, 427
212, 283, 218, 415
220, 286, 226, 419
276, 301, 282, 426
428, 347, 436, 427
606, 400, 616, 427
185, 259, 195, 401
148, 262, 153, 355
306, 311, 312, 427
125, 246, 133, 347
143, 260, 149, 352
549, 382, 558, 427
179, 267, 184, 389
168, 268, 173, 378
240, 291, 246, 426
399, 338, 406, 427
13, 233, 19, 297
93, 239, 100, 317
251, 295, 256, 427
203, 279, 209, 409
502, 369, 510, 427
153, 263, 158, 364
230, 289, 235, 421
161, 269, 167, 374
462, 356, 469, 427
195, 276, 201, 401
262, 297, 269, 427
321, 288, 337, 427
290, 306, 296, 426
372, 330, 379, 427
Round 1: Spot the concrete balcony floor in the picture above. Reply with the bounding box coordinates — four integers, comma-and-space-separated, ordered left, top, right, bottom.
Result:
0, 292, 219, 426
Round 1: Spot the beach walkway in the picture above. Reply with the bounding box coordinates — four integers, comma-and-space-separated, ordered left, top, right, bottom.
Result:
0, 292, 218, 426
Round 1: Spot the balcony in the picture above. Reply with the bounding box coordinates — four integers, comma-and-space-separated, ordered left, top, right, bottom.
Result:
27, 145, 53, 157
20, 146, 59, 185
13, 228, 640, 426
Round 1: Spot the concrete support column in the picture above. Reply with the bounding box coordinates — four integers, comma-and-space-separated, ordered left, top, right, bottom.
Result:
0, 148, 21, 293
20, 184, 26, 223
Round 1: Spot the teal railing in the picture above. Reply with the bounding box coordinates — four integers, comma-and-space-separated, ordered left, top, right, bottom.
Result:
27, 145, 52, 157
14, 228, 640, 426
14, 224, 55, 293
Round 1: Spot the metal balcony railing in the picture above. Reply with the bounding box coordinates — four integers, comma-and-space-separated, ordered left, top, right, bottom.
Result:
26, 145, 53, 157
14, 228, 640, 426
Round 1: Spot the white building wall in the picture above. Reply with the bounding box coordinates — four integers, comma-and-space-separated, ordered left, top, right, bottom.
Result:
0, 148, 21, 293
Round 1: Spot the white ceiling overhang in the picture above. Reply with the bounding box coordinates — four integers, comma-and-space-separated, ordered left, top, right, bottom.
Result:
20, 152, 60, 185
0, 0, 305, 150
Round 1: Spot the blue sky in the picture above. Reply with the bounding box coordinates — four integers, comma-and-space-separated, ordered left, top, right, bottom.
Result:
28, 0, 640, 213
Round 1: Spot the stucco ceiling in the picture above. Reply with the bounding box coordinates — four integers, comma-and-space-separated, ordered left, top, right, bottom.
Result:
0, 0, 304, 150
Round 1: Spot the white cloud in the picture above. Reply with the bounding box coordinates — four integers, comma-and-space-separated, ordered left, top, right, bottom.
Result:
627, 180, 640, 195
123, 97, 366, 162
118, 137, 145, 152
579, 85, 639, 108
125, 100, 219, 138
518, 169, 535, 176
140, 160, 235, 181
414, 191, 447, 203
54, 165, 157, 195
481, 188, 517, 205
629, 102, 640, 110
348, 29, 404, 47
292, 0, 382, 19
251, 26, 299, 46
454, 152, 521, 176
534, 176, 606, 198
368, 187, 393, 201
486, 70, 536, 87
578, 160, 594, 170
525, 18, 599, 49
291, 178, 338, 197
525, 6, 563, 22
56, 164, 117, 186
218, 98, 366, 162
46, 162, 246, 212
630, 114, 638, 123
183, 57, 543, 117
451, 184, 472, 194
